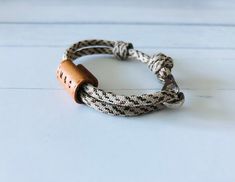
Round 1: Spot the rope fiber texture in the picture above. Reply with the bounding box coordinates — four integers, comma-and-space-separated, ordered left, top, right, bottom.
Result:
63, 39, 185, 116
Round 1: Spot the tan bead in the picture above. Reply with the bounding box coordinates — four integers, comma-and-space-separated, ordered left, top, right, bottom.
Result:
56, 59, 98, 103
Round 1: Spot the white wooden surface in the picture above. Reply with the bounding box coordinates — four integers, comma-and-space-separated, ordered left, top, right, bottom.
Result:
0, 1, 235, 182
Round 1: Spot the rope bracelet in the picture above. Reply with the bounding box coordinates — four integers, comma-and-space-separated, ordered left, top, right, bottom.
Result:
56, 39, 185, 116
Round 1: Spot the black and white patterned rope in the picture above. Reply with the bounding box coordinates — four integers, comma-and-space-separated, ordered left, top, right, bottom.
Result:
63, 39, 184, 116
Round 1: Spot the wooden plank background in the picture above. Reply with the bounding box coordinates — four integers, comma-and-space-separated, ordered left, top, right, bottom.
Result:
0, 0, 235, 182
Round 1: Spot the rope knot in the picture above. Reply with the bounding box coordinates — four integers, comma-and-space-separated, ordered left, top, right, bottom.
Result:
113, 41, 133, 60
148, 53, 174, 81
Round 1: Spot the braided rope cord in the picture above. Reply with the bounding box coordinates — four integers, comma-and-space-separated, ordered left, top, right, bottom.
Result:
63, 39, 184, 116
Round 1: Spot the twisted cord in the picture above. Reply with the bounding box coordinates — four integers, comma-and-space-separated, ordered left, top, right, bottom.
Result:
63, 39, 184, 116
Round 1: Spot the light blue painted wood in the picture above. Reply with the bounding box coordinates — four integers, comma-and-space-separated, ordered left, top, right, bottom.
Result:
1, 24, 235, 48
0, 0, 235, 182
0, 89, 235, 182
1, 0, 235, 24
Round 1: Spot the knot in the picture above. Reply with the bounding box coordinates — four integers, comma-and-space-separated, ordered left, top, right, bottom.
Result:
113, 41, 133, 60
148, 53, 174, 81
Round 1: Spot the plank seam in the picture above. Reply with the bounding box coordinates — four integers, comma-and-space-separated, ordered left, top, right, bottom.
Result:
1, 21, 235, 27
